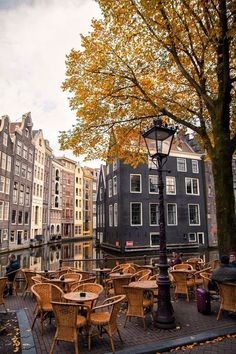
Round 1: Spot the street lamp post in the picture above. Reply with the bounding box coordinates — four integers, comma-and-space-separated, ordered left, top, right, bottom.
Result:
142, 118, 176, 329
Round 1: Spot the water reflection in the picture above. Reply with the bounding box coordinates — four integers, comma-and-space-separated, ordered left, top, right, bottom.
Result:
0, 240, 219, 277
0, 240, 94, 277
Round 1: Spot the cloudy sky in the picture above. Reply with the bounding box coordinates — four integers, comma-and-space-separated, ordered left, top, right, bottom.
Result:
0, 0, 102, 167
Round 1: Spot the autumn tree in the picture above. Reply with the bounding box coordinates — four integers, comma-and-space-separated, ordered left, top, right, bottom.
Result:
61, 0, 236, 254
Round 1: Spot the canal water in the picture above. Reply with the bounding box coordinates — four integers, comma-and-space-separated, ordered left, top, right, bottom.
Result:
0, 240, 219, 277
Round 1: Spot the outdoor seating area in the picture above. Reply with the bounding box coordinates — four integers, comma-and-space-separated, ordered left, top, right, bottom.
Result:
0, 258, 236, 353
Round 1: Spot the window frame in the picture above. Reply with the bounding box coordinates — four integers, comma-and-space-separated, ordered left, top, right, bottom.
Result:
167, 203, 178, 226
130, 174, 142, 193
149, 203, 159, 226
130, 202, 142, 226
177, 158, 187, 172
149, 175, 158, 194
166, 176, 176, 195
185, 177, 199, 195
188, 204, 200, 226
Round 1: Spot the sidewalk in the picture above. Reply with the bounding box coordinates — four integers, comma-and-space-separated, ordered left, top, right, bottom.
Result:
2, 291, 236, 354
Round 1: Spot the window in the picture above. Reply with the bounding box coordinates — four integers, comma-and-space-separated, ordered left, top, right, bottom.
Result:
11, 210, 16, 224
21, 164, 27, 178
29, 149, 33, 162
25, 186, 30, 206
108, 179, 112, 197
149, 175, 158, 193
188, 233, 196, 242
19, 184, 24, 205
6, 156, 11, 172
23, 145, 28, 159
109, 204, 113, 227
10, 231, 15, 243
113, 176, 117, 195
25, 128, 29, 137
185, 178, 199, 195
113, 159, 118, 171
16, 140, 22, 155
18, 210, 23, 224
0, 176, 5, 193
177, 158, 187, 172
24, 211, 29, 225
166, 176, 176, 194
5, 178, 10, 194
149, 203, 159, 225
188, 204, 200, 225
114, 203, 118, 227
27, 167, 32, 181
167, 203, 177, 225
148, 157, 157, 170
0, 201, 3, 220
192, 160, 199, 173
3, 132, 8, 146
15, 161, 20, 175
13, 182, 18, 204
24, 231, 28, 241
3, 202, 9, 220
1, 152, 6, 170
2, 229, 8, 241
130, 174, 141, 193
130, 202, 142, 226
197, 232, 205, 245
150, 233, 160, 247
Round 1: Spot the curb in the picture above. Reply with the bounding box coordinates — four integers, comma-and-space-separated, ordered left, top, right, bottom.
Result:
105, 325, 236, 354
16, 309, 36, 354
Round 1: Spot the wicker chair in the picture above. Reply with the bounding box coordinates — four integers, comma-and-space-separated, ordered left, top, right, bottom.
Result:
108, 276, 131, 297
79, 276, 96, 284
50, 301, 87, 354
186, 258, 204, 270
123, 286, 154, 330
216, 282, 236, 320
88, 294, 126, 352
32, 276, 43, 284
172, 264, 194, 271
0, 277, 7, 312
31, 283, 64, 335
22, 270, 36, 298
59, 272, 82, 292
170, 270, 195, 301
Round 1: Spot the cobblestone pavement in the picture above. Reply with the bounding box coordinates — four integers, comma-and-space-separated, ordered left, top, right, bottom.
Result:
3, 290, 236, 354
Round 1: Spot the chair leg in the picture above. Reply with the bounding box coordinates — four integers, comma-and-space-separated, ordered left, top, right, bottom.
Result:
117, 328, 123, 343
74, 332, 79, 354
49, 337, 56, 354
124, 316, 128, 327
109, 334, 115, 353
142, 317, 146, 331
217, 307, 222, 320
31, 311, 38, 330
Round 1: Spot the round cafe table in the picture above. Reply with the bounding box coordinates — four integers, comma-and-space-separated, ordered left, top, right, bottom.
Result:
63, 291, 98, 306
109, 272, 132, 279
92, 268, 111, 284
129, 280, 158, 289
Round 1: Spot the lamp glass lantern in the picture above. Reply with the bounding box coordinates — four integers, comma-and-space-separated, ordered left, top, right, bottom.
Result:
142, 119, 176, 160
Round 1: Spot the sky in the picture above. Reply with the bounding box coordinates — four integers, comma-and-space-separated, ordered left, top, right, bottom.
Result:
0, 0, 102, 167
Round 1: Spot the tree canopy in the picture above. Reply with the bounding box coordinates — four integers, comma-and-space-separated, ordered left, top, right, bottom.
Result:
61, 0, 236, 253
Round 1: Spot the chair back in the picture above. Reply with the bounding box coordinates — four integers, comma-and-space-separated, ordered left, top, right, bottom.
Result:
72, 282, 103, 295
112, 276, 131, 295
186, 258, 204, 270
200, 272, 211, 289
60, 272, 82, 282
110, 264, 130, 274
51, 301, 78, 341
216, 282, 236, 319
103, 295, 126, 334
31, 283, 64, 310
31, 276, 43, 284
132, 269, 151, 281
79, 276, 96, 284
123, 286, 145, 317
173, 263, 193, 271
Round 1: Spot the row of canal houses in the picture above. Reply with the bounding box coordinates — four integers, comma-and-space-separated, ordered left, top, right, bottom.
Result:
0, 112, 99, 252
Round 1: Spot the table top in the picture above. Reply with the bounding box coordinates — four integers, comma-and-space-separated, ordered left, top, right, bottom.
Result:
109, 272, 132, 278
92, 268, 111, 273
64, 291, 99, 302
49, 277, 76, 283
129, 280, 158, 289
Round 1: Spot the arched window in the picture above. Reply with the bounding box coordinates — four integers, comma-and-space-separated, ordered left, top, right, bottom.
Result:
55, 196, 59, 208
55, 182, 59, 194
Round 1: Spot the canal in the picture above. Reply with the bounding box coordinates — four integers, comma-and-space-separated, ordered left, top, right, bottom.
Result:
0, 240, 219, 277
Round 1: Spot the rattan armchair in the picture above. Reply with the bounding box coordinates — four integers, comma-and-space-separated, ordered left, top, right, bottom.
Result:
22, 270, 36, 298
59, 272, 82, 292
0, 277, 7, 312
170, 270, 195, 301
31, 283, 64, 335
88, 294, 126, 352
123, 286, 154, 330
109, 276, 131, 297
216, 282, 236, 320
50, 301, 87, 354
186, 258, 204, 270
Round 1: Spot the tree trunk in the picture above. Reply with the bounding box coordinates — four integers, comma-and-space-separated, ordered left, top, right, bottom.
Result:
211, 149, 236, 255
